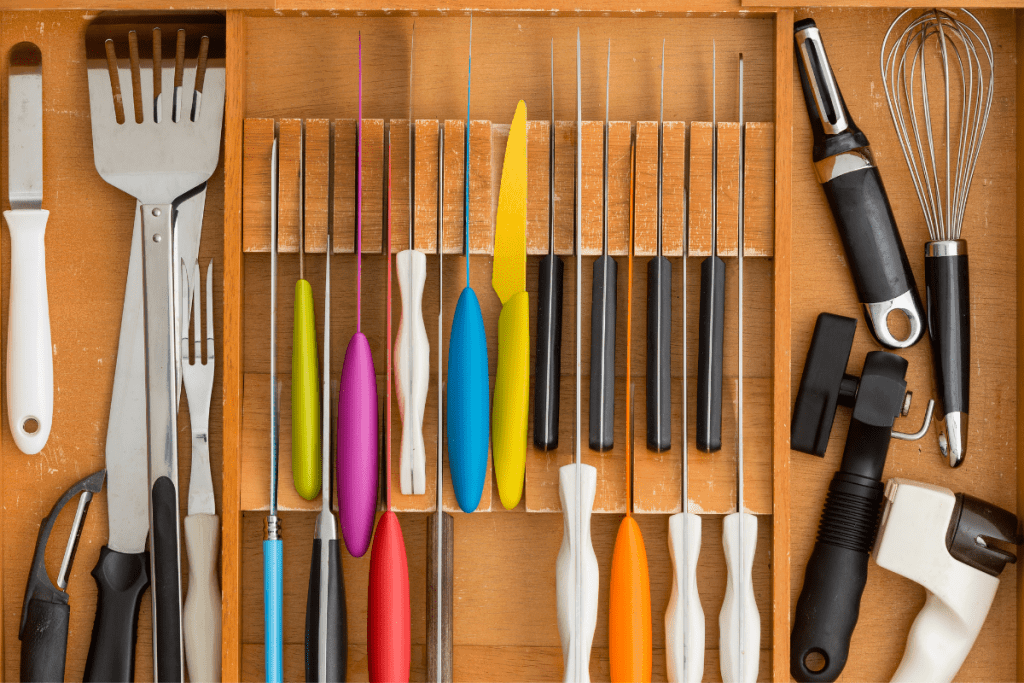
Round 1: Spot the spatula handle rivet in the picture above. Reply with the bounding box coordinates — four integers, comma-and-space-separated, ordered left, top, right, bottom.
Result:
152, 207, 162, 217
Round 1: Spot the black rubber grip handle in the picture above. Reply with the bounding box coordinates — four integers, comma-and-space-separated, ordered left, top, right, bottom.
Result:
646, 256, 672, 452
589, 254, 617, 452
791, 471, 884, 682
427, 511, 455, 683
926, 251, 970, 415
151, 476, 181, 683
822, 168, 920, 307
83, 546, 149, 683
534, 253, 564, 450
305, 538, 349, 682
20, 597, 69, 683
697, 255, 725, 452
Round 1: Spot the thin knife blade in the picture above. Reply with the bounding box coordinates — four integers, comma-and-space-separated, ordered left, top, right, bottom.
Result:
492, 100, 527, 304
105, 191, 206, 554
9, 42, 43, 210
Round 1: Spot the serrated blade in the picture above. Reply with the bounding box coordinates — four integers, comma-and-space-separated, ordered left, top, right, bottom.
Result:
492, 100, 527, 304
9, 42, 43, 210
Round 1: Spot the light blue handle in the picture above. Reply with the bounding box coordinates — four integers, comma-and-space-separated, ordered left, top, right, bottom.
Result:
446, 287, 490, 513
264, 539, 283, 683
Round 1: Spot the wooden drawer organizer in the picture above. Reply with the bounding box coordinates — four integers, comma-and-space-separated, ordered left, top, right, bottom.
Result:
0, 7, 1019, 683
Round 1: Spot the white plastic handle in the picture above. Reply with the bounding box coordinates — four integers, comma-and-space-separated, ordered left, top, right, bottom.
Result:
183, 513, 222, 683
556, 463, 599, 683
4, 209, 52, 455
666, 512, 705, 683
395, 249, 429, 495
720, 512, 760, 683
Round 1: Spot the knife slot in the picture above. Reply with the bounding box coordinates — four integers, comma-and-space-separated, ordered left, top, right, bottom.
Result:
102, 39, 125, 125
127, 31, 143, 124
152, 27, 162, 106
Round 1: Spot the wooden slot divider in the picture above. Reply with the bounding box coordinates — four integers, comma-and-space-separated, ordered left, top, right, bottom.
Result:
304, 119, 330, 253
277, 118, 302, 252
414, 118, 440, 253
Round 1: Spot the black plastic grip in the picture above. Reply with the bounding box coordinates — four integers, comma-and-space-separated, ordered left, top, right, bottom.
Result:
646, 256, 672, 452
822, 168, 920, 307
697, 255, 725, 452
534, 253, 564, 450
84, 546, 149, 683
926, 251, 970, 416
791, 471, 884, 683
589, 254, 617, 452
151, 476, 181, 683
20, 598, 69, 683
305, 538, 348, 683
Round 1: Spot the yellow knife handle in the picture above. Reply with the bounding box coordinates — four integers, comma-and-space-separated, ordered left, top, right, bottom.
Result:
292, 278, 321, 500
492, 290, 530, 510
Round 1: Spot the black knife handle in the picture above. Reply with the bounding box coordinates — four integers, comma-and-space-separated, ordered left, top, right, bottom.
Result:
589, 254, 618, 452
926, 245, 970, 416
697, 255, 725, 453
84, 546, 149, 683
426, 511, 455, 683
20, 597, 69, 683
152, 476, 182, 683
646, 256, 672, 452
305, 538, 349, 683
534, 253, 564, 450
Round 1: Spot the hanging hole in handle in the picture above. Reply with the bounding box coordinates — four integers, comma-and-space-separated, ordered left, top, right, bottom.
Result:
22, 417, 38, 435
886, 308, 912, 343
804, 649, 829, 674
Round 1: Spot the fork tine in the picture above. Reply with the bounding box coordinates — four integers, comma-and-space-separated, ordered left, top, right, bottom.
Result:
206, 261, 215, 362
192, 262, 202, 362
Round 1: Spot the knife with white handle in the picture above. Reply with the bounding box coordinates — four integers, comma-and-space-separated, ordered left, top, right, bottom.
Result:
6, 41, 52, 456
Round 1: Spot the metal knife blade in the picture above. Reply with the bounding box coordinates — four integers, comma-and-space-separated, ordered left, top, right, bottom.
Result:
9, 42, 42, 210
105, 190, 206, 555
492, 100, 527, 304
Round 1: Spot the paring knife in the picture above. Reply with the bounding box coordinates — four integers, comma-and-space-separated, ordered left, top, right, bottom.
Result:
492, 100, 529, 510
5, 42, 52, 455
84, 189, 207, 683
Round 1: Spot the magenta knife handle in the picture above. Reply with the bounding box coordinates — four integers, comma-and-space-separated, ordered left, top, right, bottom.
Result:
337, 332, 379, 558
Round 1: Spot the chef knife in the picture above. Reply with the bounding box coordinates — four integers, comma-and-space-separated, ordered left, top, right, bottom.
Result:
491, 100, 529, 511
84, 190, 207, 683
5, 41, 52, 456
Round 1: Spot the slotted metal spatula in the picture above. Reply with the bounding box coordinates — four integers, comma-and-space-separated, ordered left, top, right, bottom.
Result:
86, 13, 225, 682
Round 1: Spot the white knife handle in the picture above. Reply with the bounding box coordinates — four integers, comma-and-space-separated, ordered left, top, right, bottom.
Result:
719, 512, 759, 683
556, 463, 598, 683
183, 513, 222, 683
4, 209, 52, 455
395, 249, 429, 495
666, 512, 705, 683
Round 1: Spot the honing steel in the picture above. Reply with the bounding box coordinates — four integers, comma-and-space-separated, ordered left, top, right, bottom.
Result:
795, 20, 925, 350
86, 15, 225, 681
293, 120, 322, 499
534, 40, 564, 452
589, 40, 617, 453
556, 31, 599, 683
306, 121, 348, 683
646, 41, 671, 453
6, 41, 52, 455
368, 124, 412, 683
492, 99, 530, 509
447, 17, 490, 513
719, 54, 759, 683
697, 42, 724, 454
20, 470, 105, 683
396, 25, 430, 495
338, 34, 380, 559
427, 124, 455, 683
181, 260, 221, 683
881, 9, 993, 467
609, 134, 652, 683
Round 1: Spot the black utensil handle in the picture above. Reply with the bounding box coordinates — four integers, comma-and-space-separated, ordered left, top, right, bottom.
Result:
20, 598, 69, 683
305, 538, 349, 683
589, 254, 617, 452
84, 546, 149, 683
926, 249, 970, 415
426, 511, 455, 683
646, 256, 672, 452
534, 253, 564, 450
151, 476, 182, 683
697, 255, 725, 452
790, 472, 883, 683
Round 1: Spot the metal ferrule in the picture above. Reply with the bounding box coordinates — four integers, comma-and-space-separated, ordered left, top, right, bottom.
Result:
795, 23, 850, 136
266, 514, 281, 541
863, 289, 925, 349
814, 147, 875, 184
926, 239, 968, 258
937, 412, 968, 468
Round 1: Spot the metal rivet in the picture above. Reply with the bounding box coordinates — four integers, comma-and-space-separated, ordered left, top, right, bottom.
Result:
153, 234, 162, 243
902, 391, 912, 417
152, 208, 162, 217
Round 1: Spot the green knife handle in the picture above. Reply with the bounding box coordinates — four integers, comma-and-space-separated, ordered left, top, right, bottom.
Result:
292, 279, 321, 500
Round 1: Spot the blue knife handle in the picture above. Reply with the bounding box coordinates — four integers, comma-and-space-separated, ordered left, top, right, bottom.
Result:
446, 287, 490, 513
264, 539, 283, 683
